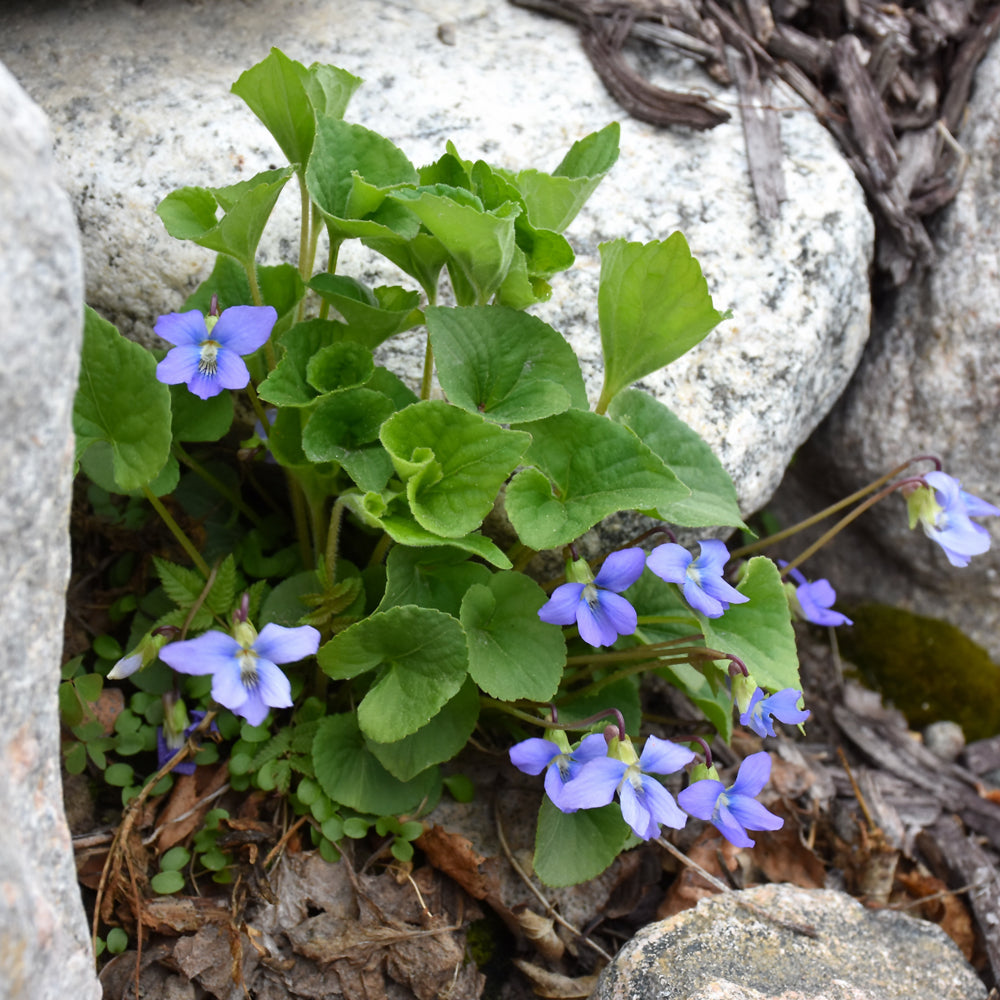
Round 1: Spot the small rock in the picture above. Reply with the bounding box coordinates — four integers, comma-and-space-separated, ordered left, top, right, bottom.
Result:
594, 883, 985, 1000
923, 720, 965, 763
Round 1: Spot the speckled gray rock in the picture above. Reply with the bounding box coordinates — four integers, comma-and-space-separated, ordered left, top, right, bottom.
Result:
0, 0, 873, 519
767, 38, 1000, 660
595, 883, 985, 1000
0, 62, 101, 1000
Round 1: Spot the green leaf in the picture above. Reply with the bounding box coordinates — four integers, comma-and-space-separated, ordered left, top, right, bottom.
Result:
160, 846, 191, 871
306, 118, 419, 236
365, 678, 480, 781
700, 557, 800, 694
302, 388, 394, 453
596, 235, 730, 410
309, 275, 422, 350
74, 307, 172, 492
363, 231, 450, 301
154, 557, 206, 608
258, 319, 341, 407
156, 168, 294, 268
318, 604, 468, 743
556, 677, 642, 737
388, 188, 519, 304
510, 123, 620, 232
658, 660, 733, 742
170, 385, 234, 444
380, 400, 530, 538
460, 572, 565, 701
534, 799, 630, 887
231, 48, 362, 170
427, 306, 587, 423
80, 441, 178, 498
312, 713, 439, 815
106, 927, 130, 953
151, 871, 186, 895
607, 389, 745, 529
377, 545, 492, 617
506, 410, 689, 550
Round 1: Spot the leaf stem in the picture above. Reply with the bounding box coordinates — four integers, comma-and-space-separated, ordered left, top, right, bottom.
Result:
171, 442, 266, 529
141, 486, 211, 578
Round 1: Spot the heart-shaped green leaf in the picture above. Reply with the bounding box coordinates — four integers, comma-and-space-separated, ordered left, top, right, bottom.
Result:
231, 48, 361, 170
427, 305, 587, 423
534, 798, 630, 887
460, 572, 565, 701
506, 410, 689, 550
380, 400, 530, 538
318, 605, 469, 743
312, 713, 439, 815
365, 678, 480, 781
75, 307, 172, 492
389, 188, 519, 304
700, 556, 800, 694
596, 235, 730, 411
608, 389, 745, 529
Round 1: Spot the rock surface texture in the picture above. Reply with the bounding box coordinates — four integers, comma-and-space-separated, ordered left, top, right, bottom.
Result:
594, 883, 986, 1000
769, 39, 1000, 662
0, 63, 101, 1000
0, 0, 874, 518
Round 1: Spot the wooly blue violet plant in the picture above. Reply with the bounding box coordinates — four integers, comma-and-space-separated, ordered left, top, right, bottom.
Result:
67, 48, 1000, 895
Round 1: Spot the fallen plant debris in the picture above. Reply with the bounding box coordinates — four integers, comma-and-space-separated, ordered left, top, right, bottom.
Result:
511, 0, 1000, 283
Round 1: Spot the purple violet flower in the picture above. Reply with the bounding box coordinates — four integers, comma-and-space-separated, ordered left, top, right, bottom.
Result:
739, 687, 810, 738
560, 735, 695, 840
782, 564, 852, 627
677, 751, 783, 848
155, 305, 277, 400
538, 548, 645, 647
157, 710, 216, 775
646, 539, 749, 619
160, 622, 319, 726
908, 471, 999, 568
509, 733, 610, 812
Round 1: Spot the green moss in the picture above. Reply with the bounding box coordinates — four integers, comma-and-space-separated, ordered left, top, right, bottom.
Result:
839, 604, 1000, 741
466, 910, 516, 1000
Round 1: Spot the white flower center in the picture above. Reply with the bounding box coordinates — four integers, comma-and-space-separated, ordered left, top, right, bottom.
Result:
237, 647, 259, 690
198, 339, 220, 375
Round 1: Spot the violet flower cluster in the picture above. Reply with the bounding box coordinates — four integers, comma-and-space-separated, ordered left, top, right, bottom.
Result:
510, 732, 783, 848
537, 540, 749, 650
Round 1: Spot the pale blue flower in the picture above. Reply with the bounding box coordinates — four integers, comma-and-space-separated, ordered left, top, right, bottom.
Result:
157, 710, 216, 775
646, 539, 749, 618
739, 688, 810, 738
509, 733, 609, 812
909, 472, 999, 568
677, 751, 783, 848
155, 305, 277, 400
561, 735, 695, 840
783, 564, 852, 627
160, 622, 319, 726
538, 548, 645, 647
